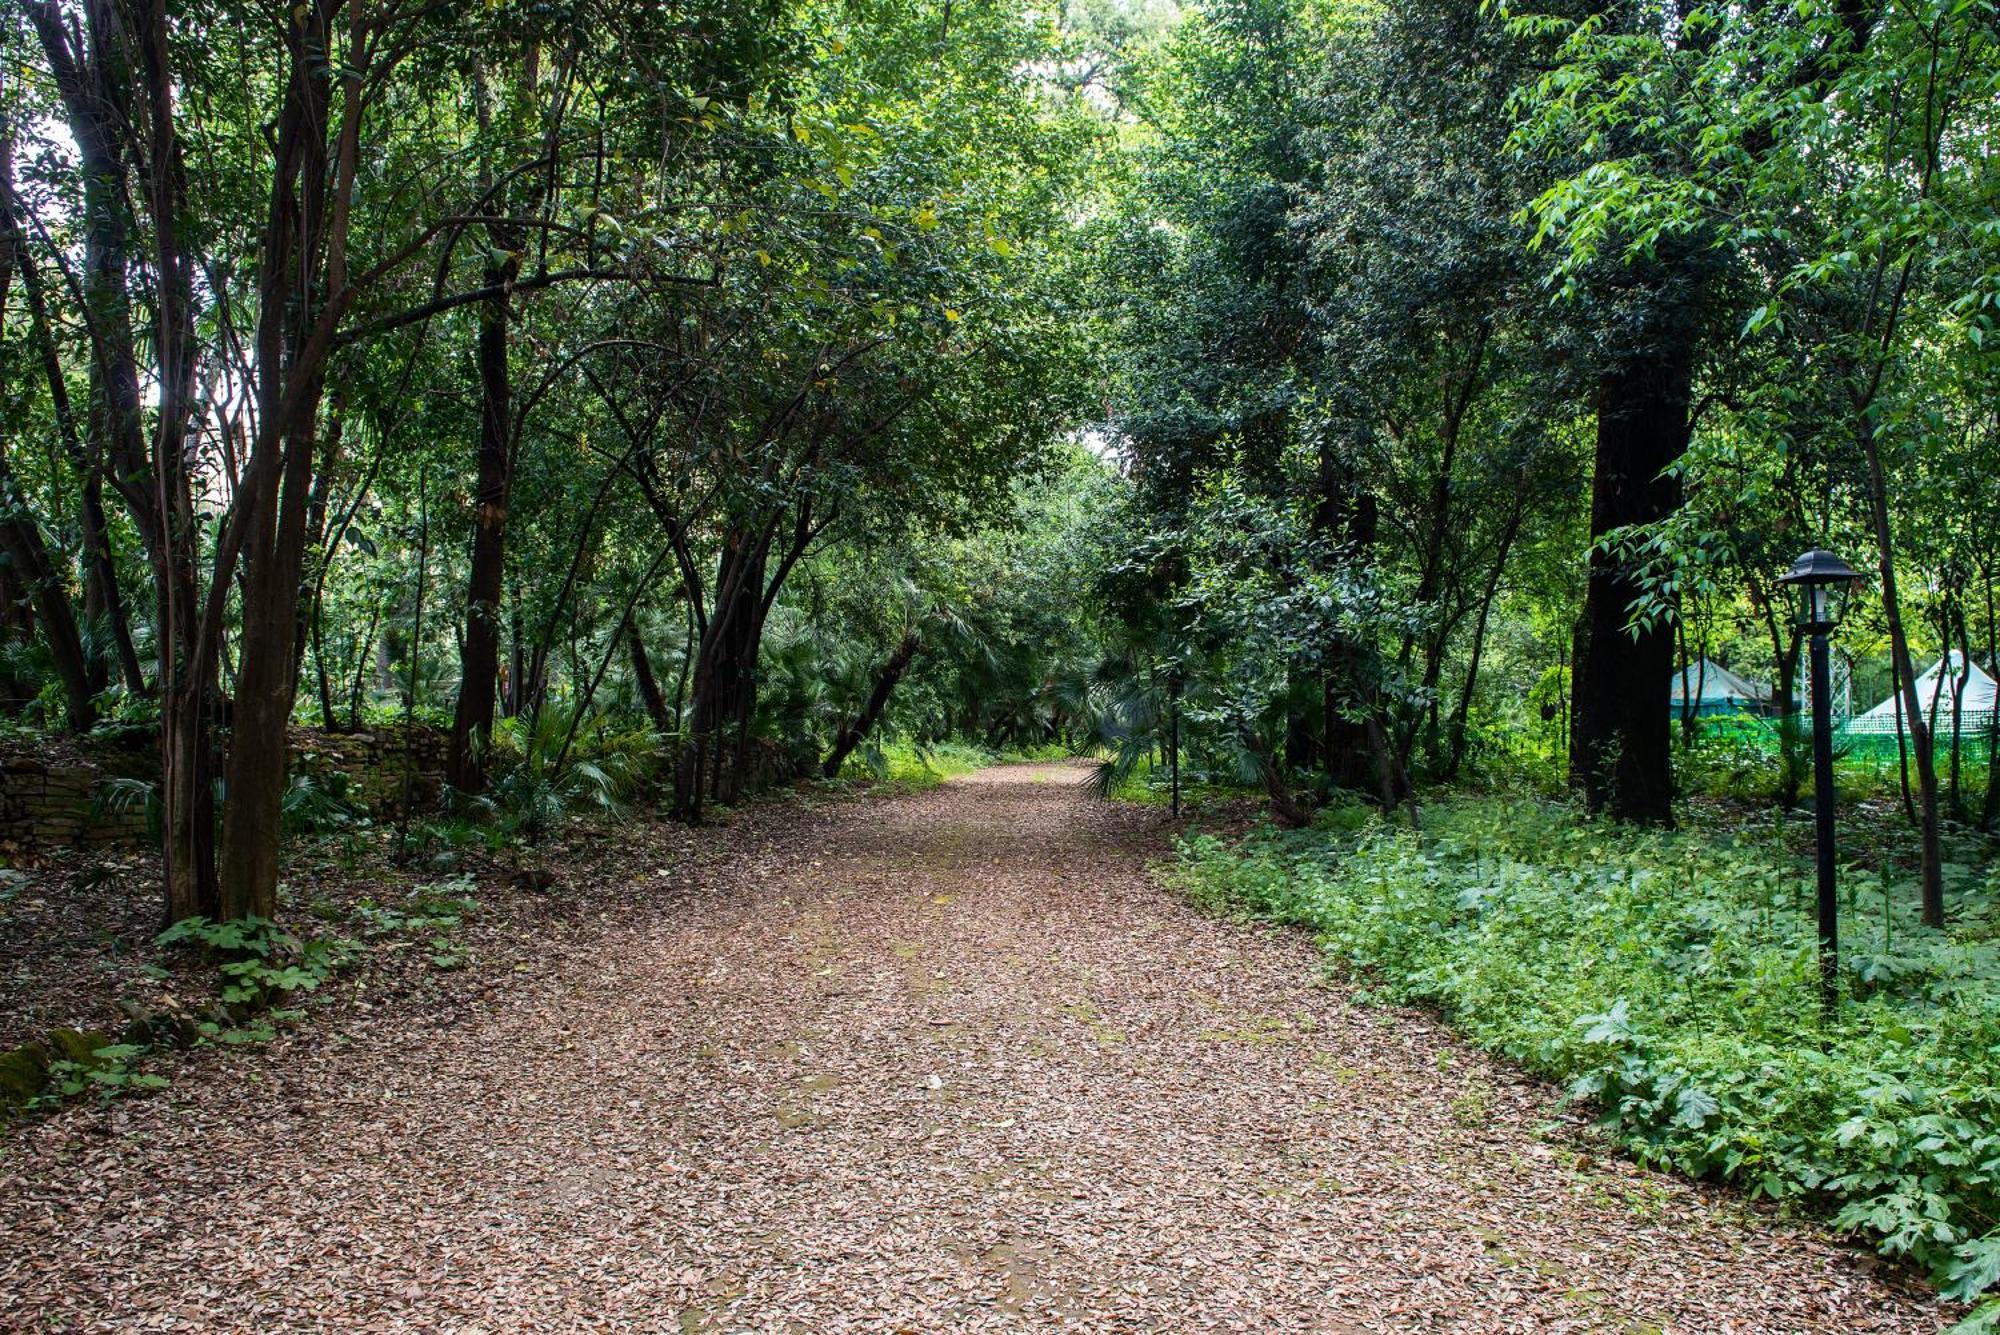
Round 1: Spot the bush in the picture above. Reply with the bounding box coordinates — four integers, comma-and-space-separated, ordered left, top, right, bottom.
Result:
1164, 798, 2000, 1312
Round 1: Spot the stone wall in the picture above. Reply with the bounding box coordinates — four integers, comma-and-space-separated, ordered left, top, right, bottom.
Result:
290, 727, 450, 819
0, 727, 449, 850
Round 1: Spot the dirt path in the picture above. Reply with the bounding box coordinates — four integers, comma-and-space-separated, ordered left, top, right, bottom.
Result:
0, 764, 1949, 1332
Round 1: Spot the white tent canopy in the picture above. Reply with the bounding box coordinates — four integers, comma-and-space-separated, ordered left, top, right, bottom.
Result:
1848, 652, 1998, 734
1671, 658, 1772, 712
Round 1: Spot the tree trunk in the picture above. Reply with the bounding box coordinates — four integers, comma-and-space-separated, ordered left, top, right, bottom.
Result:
822, 630, 922, 778
629, 622, 673, 734
1982, 570, 1998, 832
220, 419, 320, 919
0, 136, 95, 730
1244, 728, 1311, 828
0, 461, 97, 731
675, 538, 763, 821
1859, 421, 1945, 925
1570, 347, 1688, 825
217, 0, 343, 921
446, 273, 514, 794
1773, 634, 1804, 809
1442, 500, 1522, 783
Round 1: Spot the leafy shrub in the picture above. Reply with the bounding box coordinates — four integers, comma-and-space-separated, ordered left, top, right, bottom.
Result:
473, 705, 649, 839
1165, 799, 2000, 1310
155, 914, 357, 1044
282, 769, 366, 834
37, 1042, 168, 1106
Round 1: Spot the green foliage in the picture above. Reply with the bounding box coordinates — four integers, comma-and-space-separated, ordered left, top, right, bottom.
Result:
351, 878, 480, 971
1167, 799, 2000, 1298
472, 707, 650, 840
282, 771, 366, 836
833, 738, 991, 792
37, 1043, 168, 1106
155, 915, 354, 1036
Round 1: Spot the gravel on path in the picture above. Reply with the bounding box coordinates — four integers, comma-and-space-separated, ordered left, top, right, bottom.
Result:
0, 763, 1950, 1332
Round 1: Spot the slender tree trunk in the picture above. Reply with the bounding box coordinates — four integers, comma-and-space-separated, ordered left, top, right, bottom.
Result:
447, 272, 514, 793
0, 150, 95, 729
822, 630, 922, 777
1244, 727, 1311, 828
668, 600, 694, 732
506, 584, 526, 717
0, 458, 97, 730
0, 126, 146, 698
1890, 652, 1915, 822
1949, 604, 1971, 819
629, 622, 673, 734
348, 597, 381, 730
221, 416, 321, 919
675, 538, 760, 820
1859, 422, 1944, 924
1981, 567, 1999, 832
1442, 502, 1522, 782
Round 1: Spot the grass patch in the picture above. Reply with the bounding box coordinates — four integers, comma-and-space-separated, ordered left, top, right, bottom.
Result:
1103, 752, 1254, 809
1165, 797, 2000, 1320
837, 738, 992, 792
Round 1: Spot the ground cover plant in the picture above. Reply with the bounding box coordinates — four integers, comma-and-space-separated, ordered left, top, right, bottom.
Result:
1167, 799, 2000, 1322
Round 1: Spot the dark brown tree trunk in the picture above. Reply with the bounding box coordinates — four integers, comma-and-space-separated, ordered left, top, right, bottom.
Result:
218, 0, 346, 921
1982, 569, 1999, 832
1773, 634, 1804, 809
0, 119, 96, 729
447, 273, 514, 793
220, 418, 320, 919
0, 461, 96, 731
822, 630, 922, 778
1245, 729, 1312, 828
1570, 346, 1689, 825
675, 538, 762, 821
629, 622, 673, 734
1316, 451, 1379, 794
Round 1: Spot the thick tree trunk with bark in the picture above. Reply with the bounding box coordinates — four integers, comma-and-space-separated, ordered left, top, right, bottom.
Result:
675, 538, 764, 820
822, 630, 922, 777
1570, 347, 1689, 825
220, 419, 321, 919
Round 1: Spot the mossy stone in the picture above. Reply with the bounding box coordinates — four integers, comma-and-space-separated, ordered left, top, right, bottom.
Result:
0, 1043, 52, 1115
46, 1028, 113, 1067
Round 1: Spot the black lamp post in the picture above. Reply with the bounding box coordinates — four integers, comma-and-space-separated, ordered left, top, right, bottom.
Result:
1778, 548, 1859, 1013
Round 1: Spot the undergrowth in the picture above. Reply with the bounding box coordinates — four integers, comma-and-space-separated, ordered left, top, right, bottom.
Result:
1165, 798, 2000, 1325
836, 738, 991, 791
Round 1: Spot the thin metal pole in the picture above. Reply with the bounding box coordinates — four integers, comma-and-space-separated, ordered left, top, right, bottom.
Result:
1810, 630, 1839, 1013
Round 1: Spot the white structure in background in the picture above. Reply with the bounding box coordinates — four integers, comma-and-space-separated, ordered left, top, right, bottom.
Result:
1846, 652, 1999, 737
1670, 658, 1778, 717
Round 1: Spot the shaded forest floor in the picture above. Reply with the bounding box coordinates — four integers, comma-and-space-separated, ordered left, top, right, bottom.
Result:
0, 764, 1952, 1331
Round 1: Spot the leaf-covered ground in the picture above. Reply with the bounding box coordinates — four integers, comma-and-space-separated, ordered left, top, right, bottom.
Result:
0, 764, 1951, 1331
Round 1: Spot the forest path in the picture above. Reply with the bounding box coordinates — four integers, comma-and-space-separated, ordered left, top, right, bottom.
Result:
0, 764, 1946, 1332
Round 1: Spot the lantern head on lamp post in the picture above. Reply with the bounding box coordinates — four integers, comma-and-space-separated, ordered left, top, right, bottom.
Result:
1778, 547, 1860, 1014
1782, 548, 1859, 635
